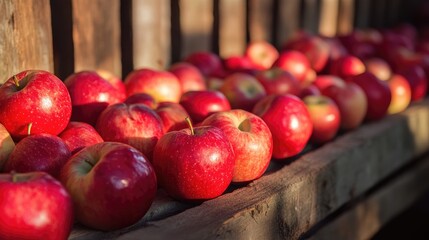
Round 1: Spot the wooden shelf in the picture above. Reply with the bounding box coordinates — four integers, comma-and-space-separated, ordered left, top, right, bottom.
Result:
69, 99, 429, 239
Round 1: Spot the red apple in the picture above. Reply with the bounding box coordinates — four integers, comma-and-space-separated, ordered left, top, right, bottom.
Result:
0, 172, 73, 240
320, 80, 367, 130
180, 90, 231, 123
95, 103, 164, 160
313, 75, 345, 92
60, 142, 157, 230
201, 110, 273, 183
252, 94, 313, 159
64, 71, 126, 126
330, 55, 366, 79
184, 51, 225, 78
0, 123, 15, 171
285, 35, 330, 72
0, 70, 72, 140
364, 58, 392, 81
124, 93, 157, 109
3, 134, 71, 179
273, 50, 311, 82
386, 74, 412, 114
95, 69, 127, 96
156, 102, 189, 132
169, 62, 207, 93
245, 41, 279, 70
223, 56, 258, 75
220, 73, 267, 111
303, 95, 341, 144
299, 84, 321, 98
153, 119, 235, 200
124, 68, 182, 103
398, 65, 428, 102
347, 72, 391, 121
255, 68, 301, 96
58, 121, 104, 154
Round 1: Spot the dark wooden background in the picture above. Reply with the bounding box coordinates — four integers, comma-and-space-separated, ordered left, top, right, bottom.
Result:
0, 0, 425, 83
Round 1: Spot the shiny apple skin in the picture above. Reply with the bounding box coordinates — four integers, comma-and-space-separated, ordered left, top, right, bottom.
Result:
0, 70, 72, 140
201, 110, 273, 182
4, 134, 71, 179
180, 90, 231, 123
95, 103, 164, 160
169, 62, 207, 93
0, 172, 73, 240
153, 126, 235, 201
60, 142, 157, 231
253, 94, 313, 159
64, 71, 126, 126
59, 121, 104, 154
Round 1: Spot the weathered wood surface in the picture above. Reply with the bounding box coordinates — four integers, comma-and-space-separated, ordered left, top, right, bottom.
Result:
248, 0, 273, 42
319, 0, 339, 37
303, 0, 319, 34
180, 0, 213, 58
109, 100, 429, 240
0, 0, 53, 83
219, 0, 246, 57
71, 0, 121, 76
132, 0, 170, 69
337, 0, 354, 35
308, 154, 429, 240
276, 0, 300, 48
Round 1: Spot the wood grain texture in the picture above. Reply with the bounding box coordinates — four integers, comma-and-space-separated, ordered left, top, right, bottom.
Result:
219, 0, 246, 57
276, 0, 300, 47
337, 0, 355, 35
180, 0, 213, 58
319, 0, 340, 37
72, 0, 121, 76
308, 155, 429, 240
0, 0, 53, 83
303, 0, 319, 34
115, 100, 429, 240
248, 0, 273, 42
132, 0, 170, 70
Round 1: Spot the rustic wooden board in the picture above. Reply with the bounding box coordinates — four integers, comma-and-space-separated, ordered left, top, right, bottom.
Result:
355, 0, 370, 28
248, 0, 274, 42
276, 0, 300, 48
303, 0, 319, 34
308, 154, 429, 240
180, 0, 213, 58
112, 100, 429, 240
337, 0, 354, 35
71, 0, 121, 76
0, 0, 53, 83
319, 0, 340, 37
132, 0, 170, 69
219, 0, 246, 58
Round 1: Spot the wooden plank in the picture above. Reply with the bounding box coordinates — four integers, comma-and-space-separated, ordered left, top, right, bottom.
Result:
308, 155, 429, 240
337, 0, 354, 35
219, 0, 246, 57
355, 0, 370, 28
319, 0, 340, 37
180, 0, 213, 58
116, 100, 429, 240
132, 0, 170, 70
248, 0, 273, 42
303, 0, 319, 34
69, 191, 191, 240
0, 0, 53, 83
276, 0, 300, 47
71, 0, 121, 76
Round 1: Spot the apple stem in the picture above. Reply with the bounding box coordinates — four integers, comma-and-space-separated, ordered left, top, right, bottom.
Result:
85, 159, 94, 167
27, 123, 33, 136
185, 117, 194, 135
13, 75, 20, 87
11, 171, 18, 183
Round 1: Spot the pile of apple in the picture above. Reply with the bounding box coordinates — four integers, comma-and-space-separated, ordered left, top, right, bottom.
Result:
0, 22, 428, 238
